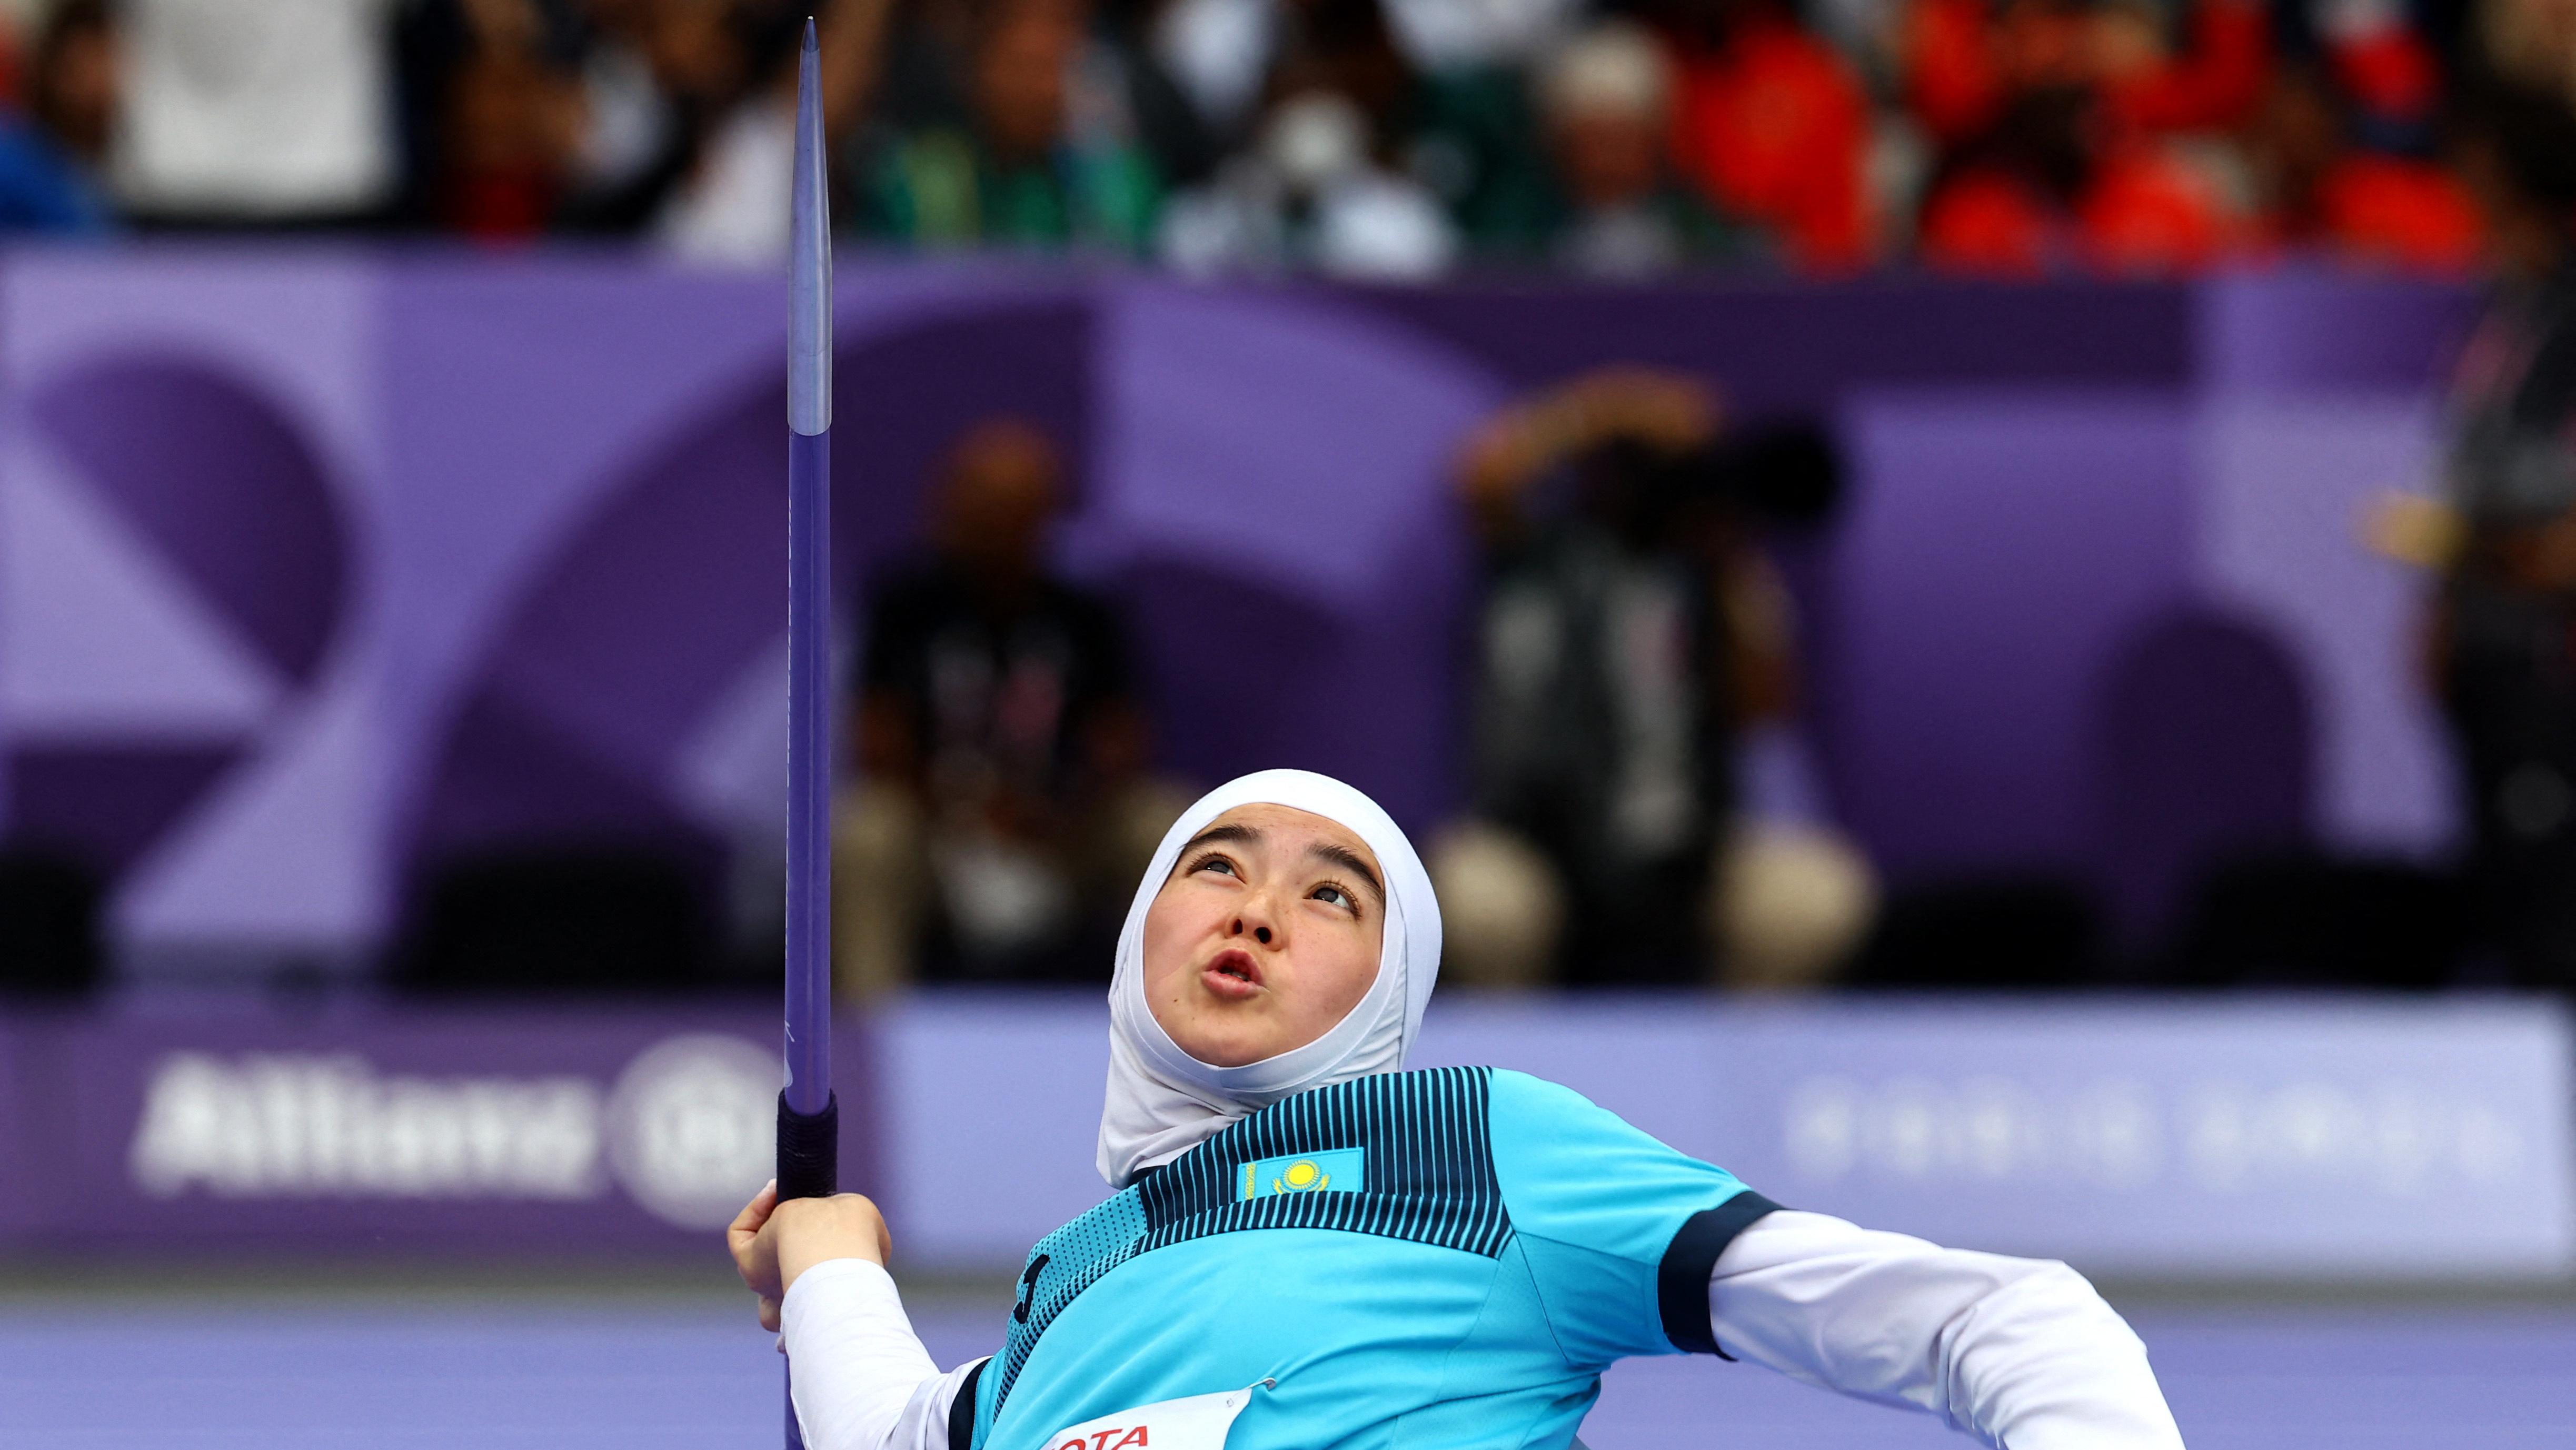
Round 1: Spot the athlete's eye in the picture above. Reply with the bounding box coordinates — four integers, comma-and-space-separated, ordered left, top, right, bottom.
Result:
1312, 883, 1353, 910
1190, 854, 1239, 879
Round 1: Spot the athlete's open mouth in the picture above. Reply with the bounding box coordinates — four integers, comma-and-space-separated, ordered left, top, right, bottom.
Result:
1205, 948, 1264, 995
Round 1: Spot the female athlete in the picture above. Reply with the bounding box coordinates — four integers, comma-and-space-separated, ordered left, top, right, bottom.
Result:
731, 769, 2185, 1450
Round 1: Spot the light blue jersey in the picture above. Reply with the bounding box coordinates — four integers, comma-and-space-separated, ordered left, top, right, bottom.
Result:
953, 1066, 1780, 1450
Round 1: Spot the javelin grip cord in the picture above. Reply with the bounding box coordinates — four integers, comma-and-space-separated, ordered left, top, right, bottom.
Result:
775, 1090, 841, 1204
779, 1091, 838, 1447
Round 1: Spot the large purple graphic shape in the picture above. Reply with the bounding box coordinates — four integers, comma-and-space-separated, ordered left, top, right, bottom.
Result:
407, 302, 1091, 897
27, 357, 348, 686
6, 355, 348, 884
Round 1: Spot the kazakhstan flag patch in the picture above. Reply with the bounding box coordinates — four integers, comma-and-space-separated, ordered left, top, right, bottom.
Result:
1237, 1147, 1366, 1200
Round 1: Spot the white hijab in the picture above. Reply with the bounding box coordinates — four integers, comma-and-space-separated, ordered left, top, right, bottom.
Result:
1097, 769, 1442, 1187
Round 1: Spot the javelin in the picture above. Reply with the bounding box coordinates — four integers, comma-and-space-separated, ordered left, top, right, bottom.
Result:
777, 17, 836, 1449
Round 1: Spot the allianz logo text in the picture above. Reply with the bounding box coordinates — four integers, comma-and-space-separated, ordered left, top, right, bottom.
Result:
123, 1034, 780, 1228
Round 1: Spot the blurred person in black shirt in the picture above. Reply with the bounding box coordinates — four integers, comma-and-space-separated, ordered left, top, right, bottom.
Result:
832, 418, 1187, 994
2424, 80, 2576, 991
1433, 369, 1873, 990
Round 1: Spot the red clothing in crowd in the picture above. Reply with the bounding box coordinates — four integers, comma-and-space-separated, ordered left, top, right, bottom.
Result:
1908, 0, 2273, 144
1667, 13, 1873, 270
1918, 145, 2230, 276
1915, 166, 2055, 273
2079, 146, 2232, 271
442, 169, 556, 240
1904, 0, 2020, 146
2262, 153, 2482, 271
2102, 0, 2269, 133
2324, 26, 2440, 123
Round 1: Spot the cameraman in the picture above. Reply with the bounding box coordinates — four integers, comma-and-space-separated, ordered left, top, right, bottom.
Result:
1434, 368, 1874, 990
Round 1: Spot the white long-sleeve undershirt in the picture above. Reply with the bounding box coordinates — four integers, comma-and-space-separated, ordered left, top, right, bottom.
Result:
781, 1260, 978, 1450
779, 1214, 2185, 1450
1708, 1211, 2183, 1449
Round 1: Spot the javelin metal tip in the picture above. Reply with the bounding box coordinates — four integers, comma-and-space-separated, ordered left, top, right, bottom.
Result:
789, 17, 832, 436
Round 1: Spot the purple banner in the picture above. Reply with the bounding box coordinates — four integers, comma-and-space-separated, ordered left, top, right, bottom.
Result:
2, 1004, 874, 1251
2, 996, 2563, 1275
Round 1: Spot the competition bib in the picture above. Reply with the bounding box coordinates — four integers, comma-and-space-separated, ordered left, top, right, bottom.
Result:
1041, 1382, 1267, 1450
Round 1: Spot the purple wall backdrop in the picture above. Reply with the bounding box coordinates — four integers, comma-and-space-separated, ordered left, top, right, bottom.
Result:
0, 252, 2478, 971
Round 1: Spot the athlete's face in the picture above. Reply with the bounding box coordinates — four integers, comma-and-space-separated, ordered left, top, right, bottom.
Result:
1141, 804, 1387, 1068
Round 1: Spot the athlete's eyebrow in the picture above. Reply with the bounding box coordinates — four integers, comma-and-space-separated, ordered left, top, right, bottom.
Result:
1179, 823, 1260, 858
1307, 843, 1385, 905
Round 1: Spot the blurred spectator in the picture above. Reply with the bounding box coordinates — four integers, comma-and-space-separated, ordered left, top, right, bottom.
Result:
536, 0, 820, 253
2425, 78, 2576, 992
849, 0, 1160, 254
2093, 0, 2268, 136
2244, 65, 2478, 270
1080, 0, 1226, 189
0, 0, 115, 232
1380, 0, 1582, 72
2479, 0, 2576, 115
832, 418, 1188, 995
394, 0, 587, 239
1160, 86, 1458, 274
2310, 0, 2440, 143
113, 0, 404, 226
563, 0, 678, 205
649, 0, 808, 261
1433, 369, 1874, 990
1650, 0, 1874, 269
1469, 20, 1746, 275
1162, 0, 1491, 276
1153, 0, 1279, 141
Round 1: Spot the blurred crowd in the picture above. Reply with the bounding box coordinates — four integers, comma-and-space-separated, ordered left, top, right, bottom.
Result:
6, 0, 2576, 276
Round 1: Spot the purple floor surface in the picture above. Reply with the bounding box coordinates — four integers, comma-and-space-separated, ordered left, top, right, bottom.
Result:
4, 1302, 2570, 1446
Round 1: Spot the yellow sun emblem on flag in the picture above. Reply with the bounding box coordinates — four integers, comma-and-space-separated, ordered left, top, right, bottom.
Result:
1237, 1147, 1362, 1200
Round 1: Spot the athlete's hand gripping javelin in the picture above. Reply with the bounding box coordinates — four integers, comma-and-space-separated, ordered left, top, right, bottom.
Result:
732, 1180, 893, 1334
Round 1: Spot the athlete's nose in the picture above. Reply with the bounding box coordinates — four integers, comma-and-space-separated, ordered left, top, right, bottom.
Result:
1230, 889, 1286, 948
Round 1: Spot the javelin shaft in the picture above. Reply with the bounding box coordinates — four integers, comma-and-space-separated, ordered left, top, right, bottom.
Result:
781, 22, 834, 1449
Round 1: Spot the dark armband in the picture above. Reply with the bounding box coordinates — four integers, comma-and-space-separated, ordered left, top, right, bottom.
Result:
948, 1359, 988, 1450
1657, 1191, 1785, 1358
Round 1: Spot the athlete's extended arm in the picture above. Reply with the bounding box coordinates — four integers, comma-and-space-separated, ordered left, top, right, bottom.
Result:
1706, 1210, 2185, 1449
732, 1184, 979, 1450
